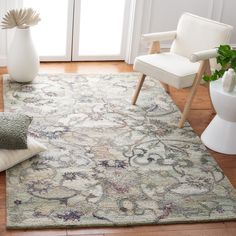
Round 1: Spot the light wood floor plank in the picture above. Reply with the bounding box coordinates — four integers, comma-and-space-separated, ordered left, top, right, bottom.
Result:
104, 228, 235, 236
1, 230, 67, 236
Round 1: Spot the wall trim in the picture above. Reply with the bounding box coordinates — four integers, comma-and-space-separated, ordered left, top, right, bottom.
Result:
218, 0, 225, 22
212, 0, 225, 22
208, 0, 214, 19
143, 0, 153, 33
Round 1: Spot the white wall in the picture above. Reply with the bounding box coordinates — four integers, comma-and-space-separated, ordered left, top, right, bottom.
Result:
0, 0, 7, 66
0, 0, 22, 66
0, 0, 236, 66
139, 0, 236, 55
220, 0, 236, 44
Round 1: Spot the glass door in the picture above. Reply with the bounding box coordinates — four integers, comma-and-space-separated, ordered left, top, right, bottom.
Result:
72, 0, 129, 61
22, 0, 74, 61
21, 0, 130, 61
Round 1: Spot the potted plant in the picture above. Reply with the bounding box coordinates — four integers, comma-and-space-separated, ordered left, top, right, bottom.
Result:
201, 44, 236, 155
1, 8, 41, 83
203, 44, 236, 83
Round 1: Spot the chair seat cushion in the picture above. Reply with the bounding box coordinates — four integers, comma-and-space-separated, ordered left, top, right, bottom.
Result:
133, 52, 200, 89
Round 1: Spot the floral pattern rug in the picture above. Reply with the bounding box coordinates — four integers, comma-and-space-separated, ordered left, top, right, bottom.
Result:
4, 73, 236, 229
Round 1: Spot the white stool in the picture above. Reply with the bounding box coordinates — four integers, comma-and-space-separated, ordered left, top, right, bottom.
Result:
201, 78, 236, 155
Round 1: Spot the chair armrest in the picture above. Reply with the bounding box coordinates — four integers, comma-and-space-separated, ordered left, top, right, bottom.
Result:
142, 31, 177, 42
190, 49, 218, 63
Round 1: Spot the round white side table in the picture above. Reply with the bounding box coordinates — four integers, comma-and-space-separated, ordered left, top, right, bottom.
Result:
201, 78, 236, 155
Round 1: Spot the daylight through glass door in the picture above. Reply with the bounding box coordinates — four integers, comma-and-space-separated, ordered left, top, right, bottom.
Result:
22, 0, 129, 61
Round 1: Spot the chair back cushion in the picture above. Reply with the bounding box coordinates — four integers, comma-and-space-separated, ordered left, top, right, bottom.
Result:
170, 13, 233, 59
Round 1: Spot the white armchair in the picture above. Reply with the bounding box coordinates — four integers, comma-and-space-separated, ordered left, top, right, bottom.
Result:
132, 13, 233, 128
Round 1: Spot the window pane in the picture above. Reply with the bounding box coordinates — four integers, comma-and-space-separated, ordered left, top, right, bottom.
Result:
23, 0, 69, 57
78, 0, 126, 56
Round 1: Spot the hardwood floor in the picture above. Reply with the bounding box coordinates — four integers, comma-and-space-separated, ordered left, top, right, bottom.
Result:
0, 61, 235, 236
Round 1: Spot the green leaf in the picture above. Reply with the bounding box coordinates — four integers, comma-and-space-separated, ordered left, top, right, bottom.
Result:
218, 45, 231, 57
202, 44, 236, 82
203, 75, 211, 82
231, 57, 236, 69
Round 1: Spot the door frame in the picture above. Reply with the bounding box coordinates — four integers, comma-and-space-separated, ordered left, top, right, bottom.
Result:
40, 0, 74, 61
5, 0, 141, 64
16, 0, 74, 61
72, 0, 131, 61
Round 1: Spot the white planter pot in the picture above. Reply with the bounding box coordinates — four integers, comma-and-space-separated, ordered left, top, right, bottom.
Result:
7, 28, 39, 83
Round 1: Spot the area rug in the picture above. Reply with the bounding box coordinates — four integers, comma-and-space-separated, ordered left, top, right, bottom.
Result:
3, 73, 236, 229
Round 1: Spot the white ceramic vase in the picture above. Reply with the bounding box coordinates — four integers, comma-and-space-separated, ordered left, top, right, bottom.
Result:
7, 28, 39, 83
222, 68, 236, 92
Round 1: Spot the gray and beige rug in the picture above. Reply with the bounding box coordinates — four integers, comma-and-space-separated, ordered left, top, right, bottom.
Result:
4, 73, 236, 229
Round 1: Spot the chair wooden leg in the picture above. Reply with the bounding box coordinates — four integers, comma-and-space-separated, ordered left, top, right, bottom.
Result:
178, 60, 210, 128
208, 85, 216, 114
132, 74, 146, 105
205, 63, 216, 115
201, 63, 216, 114
148, 41, 160, 54
148, 41, 170, 93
